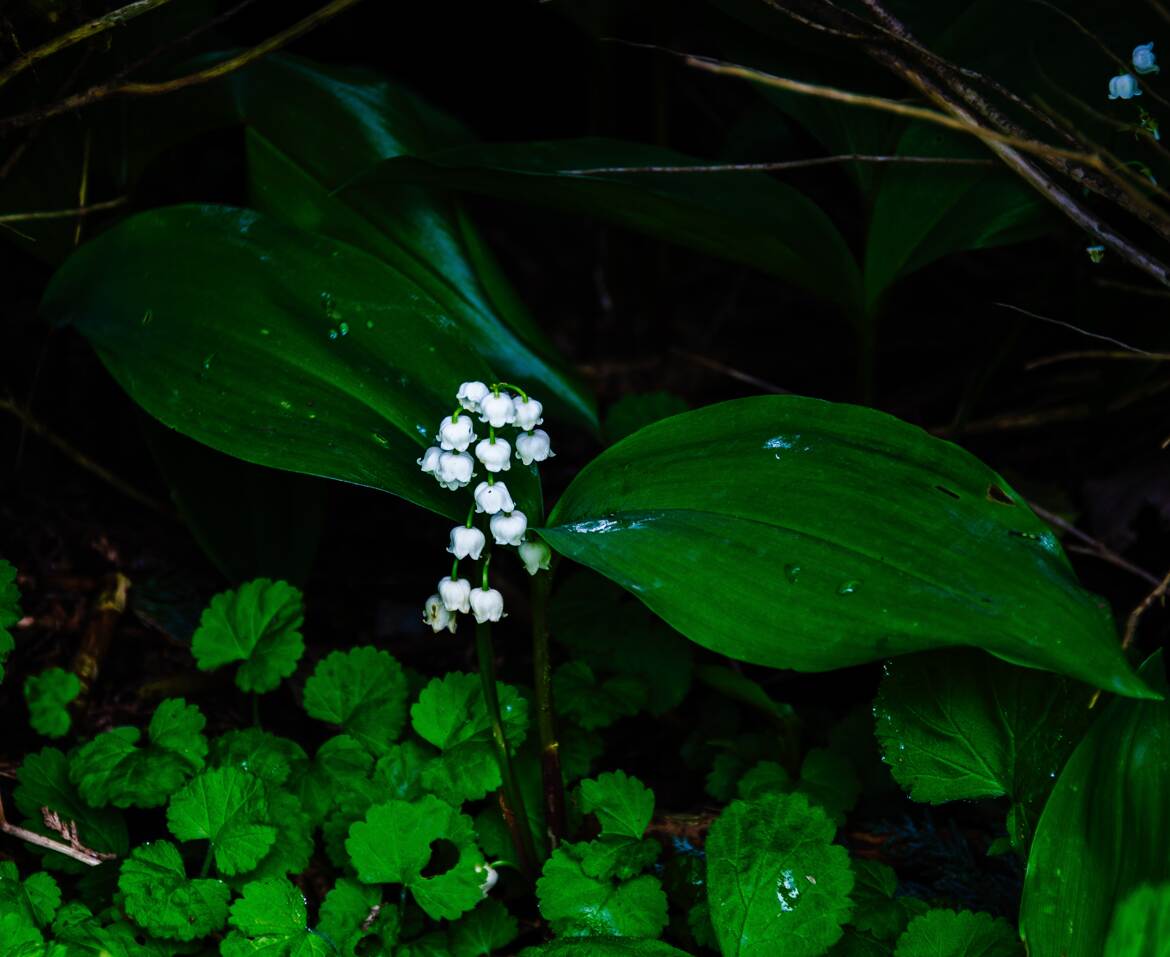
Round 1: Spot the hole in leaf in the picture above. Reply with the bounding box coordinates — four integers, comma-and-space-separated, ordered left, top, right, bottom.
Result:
987, 484, 1015, 505
420, 838, 460, 878
934, 485, 960, 500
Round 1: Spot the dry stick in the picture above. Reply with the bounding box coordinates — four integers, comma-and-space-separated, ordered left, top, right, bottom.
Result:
1123, 567, 1170, 649
1148, 0, 1170, 24
0, 196, 127, 224
0, 0, 176, 90
1026, 350, 1170, 369
674, 349, 789, 394
0, 793, 111, 866
994, 301, 1155, 354
1, 0, 366, 129
71, 572, 131, 707
0, 397, 174, 517
559, 154, 993, 175
1028, 501, 1162, 588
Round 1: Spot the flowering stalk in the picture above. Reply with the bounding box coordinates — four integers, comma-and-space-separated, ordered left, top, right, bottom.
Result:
530, 562, 567, 848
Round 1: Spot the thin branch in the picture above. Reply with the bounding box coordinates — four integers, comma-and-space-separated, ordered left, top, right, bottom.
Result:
1028, 501, 1162, 587
994, 301, 1156, 354
1025, 350, 1170, 369
0, 0, 175, 91
1123, 567, 1170, 649
673, 349, 789, 394
0, 793, 112, 866
1, 0, 366, 129
559, 154, 994, 175
1095, 278, 1170, 299
0, 196, 127, 225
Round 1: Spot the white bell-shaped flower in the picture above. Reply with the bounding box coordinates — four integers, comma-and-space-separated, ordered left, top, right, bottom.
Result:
418, 446, 442, 474
457, 381, 490, 412
519, 540, 552, 576
469, 587, 505, 623
479, 392, 516, 428
513, 397, 544, 431
474, 480, 515, 515
436, 451, 475, 490
475, 437, 512, 473
438, 576, 472, 614
515, 429, 554, 466
437, 414, 476, 452
1134, 42, 1159, 75
448, 526, 486, 561
424, 594, 456, 634
1109, 73, 1142, 99
490, 509, 527, 547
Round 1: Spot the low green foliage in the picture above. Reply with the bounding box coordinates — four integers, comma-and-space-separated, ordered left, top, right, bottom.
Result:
23, 669, 80, 739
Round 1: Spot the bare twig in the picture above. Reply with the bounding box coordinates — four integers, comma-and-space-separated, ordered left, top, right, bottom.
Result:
994, 302, 1156, 354
0, 0, 175, 90
673, 349, 789, 394
0, 793, 113, 866
1028, 501, 1162, 587
1025, 350, 1170, 370
1123, 567, 1170, 649
0, 196, 127, 225
560, 154, 994, 175
2, 0, 366, 129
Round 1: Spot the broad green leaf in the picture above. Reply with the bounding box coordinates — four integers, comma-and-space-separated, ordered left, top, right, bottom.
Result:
603, 393, 688, 446
1104, 884, 1170, 957
317, 880, 382, 957
40, 203, 543, 522
575, 838, 661, 884
229, 789, 314, 883
118, 841, 230, 941
1021, 653, 1170, 955
875, 649, 1088, 849
0, 912, 50, 957
209, 53, 595, 429
51, 902, 154, 957
223, 877, 333, 957
23, 669, 80, 738
541, 396, 1149, 697
346, 795, 486, 920
579, 772, 654, 840
0, 559, 21, 685
0, 863, 60, 927
211, 728, 306, 788
71, 698, 207, 808
536, 844, 668, 939
411, 672, 527, 804
450, 899, 519, 957
893, 910, 1020, 957
14, 748, 129, 865
553, 662, 645, 731
706, 792, 854, 957
846, 861, 906, 943
293, 736, 374, 825
302, 647, 408, 754
166, 767, 277, 875
864, 124, 1052, 313
191, 578, 304, 693
521, 940, 692, 957
348, 139, 863, 313
695, 664, 793, 724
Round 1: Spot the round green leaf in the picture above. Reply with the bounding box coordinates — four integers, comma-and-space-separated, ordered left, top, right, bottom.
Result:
542, 396, 1148, 697
118, 841, 230, 941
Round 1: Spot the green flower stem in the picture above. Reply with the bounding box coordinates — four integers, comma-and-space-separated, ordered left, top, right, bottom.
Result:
531, 566, 567, 849
465, 502, 476, 528
492, 381, 529, 402
475, 619, 539, 880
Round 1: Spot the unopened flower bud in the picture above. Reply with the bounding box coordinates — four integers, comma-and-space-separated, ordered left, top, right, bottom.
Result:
437, 414, 476, 452
438, 576, 472, 614
448, 526, 486, 561
490, 509, 527, 547
515, 429, 554, 466
1134, 42, 1159, 75
474, 480, 514, 515
470, 587, 505, 623
519, 540, 552, 576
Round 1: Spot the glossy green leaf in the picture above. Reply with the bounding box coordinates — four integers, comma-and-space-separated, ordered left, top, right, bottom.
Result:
536, 844, 668, 939
707, 792, 854, 957
223, 877, 333, 957
0, 863, 60, 928
42, 203, 540, 520
118, 841, 230, 941
347, 138, 863, 313
542, 396, 1148, 697
875, 649, 1089, 849
206, 53, 595, 429
1104, 884, 1170, 957
166, 767, 277, 876
303, 647, 408, 755
893, 909, 1020, 957
521, 941, 692, 957
1021, 653, 1170, 956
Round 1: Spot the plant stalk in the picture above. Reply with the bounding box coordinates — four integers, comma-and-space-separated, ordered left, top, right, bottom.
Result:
475, 620, 539, 879
531, 569, 567, 849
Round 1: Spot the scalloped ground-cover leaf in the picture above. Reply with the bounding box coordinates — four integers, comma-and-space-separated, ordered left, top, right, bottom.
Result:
1020, 653, 1170, 956
118, 841, 230, 941
893, 909, 1021, 956
167, 767, 277, 876
875, 649, 1088, 850
192, 578, 304, 693
580, 772, 654, 840
449, 899, 519, 957
706, 792, 854, 957
223, 877, 333, 957
0, 558, 21, 684
23, 669, 80, 739
0, 862, 60, 928
1104, 884, 1170, 957
346, 795, 486, 920
346, 138, 864, 314
71, 698, 208, 808
521, 941, 693, 957
541, 396, 1149, 697
303, 647, 408, 754
40, 203, 543, 522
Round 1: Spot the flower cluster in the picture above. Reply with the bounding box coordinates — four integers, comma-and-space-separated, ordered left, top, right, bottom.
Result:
1109, 43, 1159, 101
419, 380, 554, 634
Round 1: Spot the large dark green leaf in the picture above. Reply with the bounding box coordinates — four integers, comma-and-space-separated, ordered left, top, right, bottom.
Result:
540, 396, 1147, 696
1020, 653, 1170, 956
40, 204, 539, 520
344, 138, 863, 314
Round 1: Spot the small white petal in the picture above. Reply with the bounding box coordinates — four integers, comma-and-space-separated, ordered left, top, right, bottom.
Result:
513, 397, 544, 431
436, 451, 475, 489
515, 429, 554, 466
479, 393, 516, 428
1109, 73, 1142, 99
457, 381, 490, 412
1134, 42, 1160, 75
473, 480, 515, 515
519, 540, 552, 576
475, 437, 512, 473
423, 594, 454, 634
438, 576, 472, 614
437, 414, 476, 452
448, 526, 486, 561
490, 509, 528, 547
417, 446, 442, 474
469, 587, 506, 623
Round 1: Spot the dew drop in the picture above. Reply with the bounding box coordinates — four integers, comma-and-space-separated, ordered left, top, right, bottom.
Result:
775, 870, 801, 912
339, 321, 349, 336
328, 328, 338, 340
279, 400, 292, 411
366, 320, 375, 329
371, 432, 390, 449
783, 563, 801, 584
837, 579, 861, 595
259, 327, 270, 336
